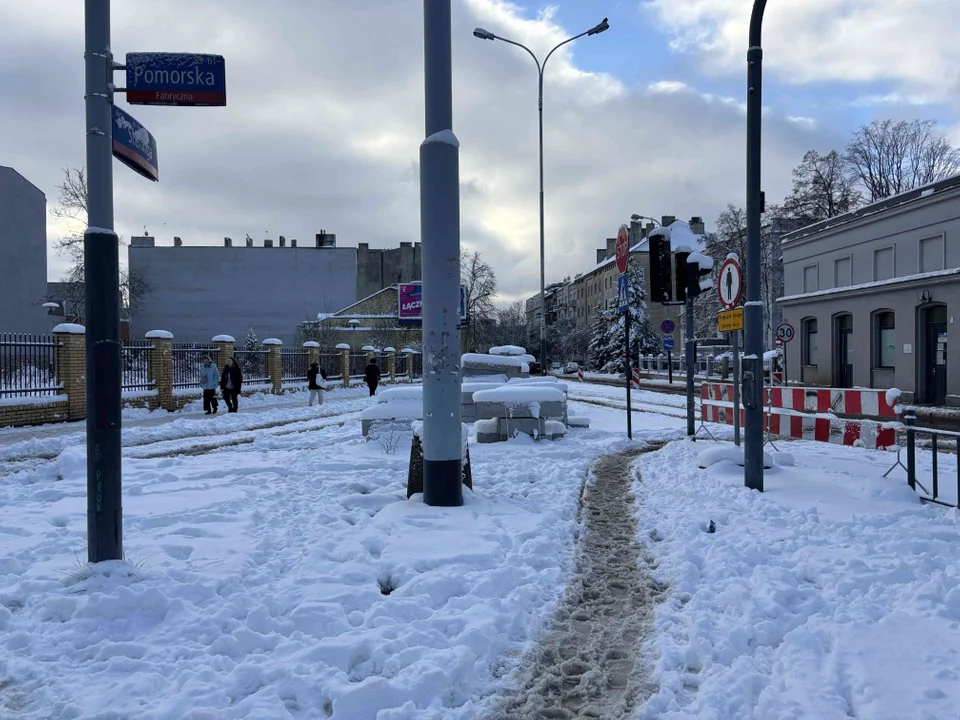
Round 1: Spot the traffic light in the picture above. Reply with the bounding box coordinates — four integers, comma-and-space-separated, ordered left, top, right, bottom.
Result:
686, 251, 715, 300
648, 233, 672, 304
673, 247, 690, 303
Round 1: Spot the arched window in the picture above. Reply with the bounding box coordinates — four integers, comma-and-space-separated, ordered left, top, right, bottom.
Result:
874, 311, 895, 369
802, 317, 818, 366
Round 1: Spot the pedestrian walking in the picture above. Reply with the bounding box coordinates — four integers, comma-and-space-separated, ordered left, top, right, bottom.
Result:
307, 362, 327, 406
200, 356, 220, 414
364, 357, 381, 397
221, 357, 243, 413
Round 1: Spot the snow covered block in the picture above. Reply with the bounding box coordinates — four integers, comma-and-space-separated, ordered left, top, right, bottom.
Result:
474, 399, 564, 421
52, 323, 84, 335
462, 353, 529, 378
567, 416, 590, 428
375, 386, 423, 404
145, 329, 173, 340
488, 345, 527, 356
212, 334, 235, 343
475, 418, 501, 443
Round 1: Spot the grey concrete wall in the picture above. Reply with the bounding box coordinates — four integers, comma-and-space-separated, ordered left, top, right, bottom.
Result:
129, 245, 358, 344
0, 167, 48, 334
783, 189, 960, 296
356, 243, 421, 300
782, 277, 960, 405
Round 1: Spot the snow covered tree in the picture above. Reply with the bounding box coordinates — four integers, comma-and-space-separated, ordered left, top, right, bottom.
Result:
244, 327, 260, 352
587, 265, 655, 373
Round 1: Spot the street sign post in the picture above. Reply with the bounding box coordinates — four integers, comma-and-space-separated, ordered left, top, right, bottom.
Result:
112, 106, 158, 182
718, 256, 743, 309
615, 224, 632, 439
126, 53, 227, 106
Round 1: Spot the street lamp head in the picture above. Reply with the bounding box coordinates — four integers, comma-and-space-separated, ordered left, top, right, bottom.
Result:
587, 18, 609, 35
473, 28, 496, 41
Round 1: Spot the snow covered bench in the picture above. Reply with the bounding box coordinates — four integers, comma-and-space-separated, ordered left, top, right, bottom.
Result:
462, 353, 529, 380
472, 385, 568, 442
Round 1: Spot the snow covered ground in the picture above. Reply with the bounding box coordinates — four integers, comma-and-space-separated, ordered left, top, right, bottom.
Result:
1, 382, 958, 718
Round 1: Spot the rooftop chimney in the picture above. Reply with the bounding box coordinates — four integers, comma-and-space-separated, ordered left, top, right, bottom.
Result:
689, 216, 705, 234
279, 235, 286, 247
315, 230, 336, 248
645, 222, 655, 235
596, 248, 606, 264
661, 215, 676, 227
264, 239, 274, 248
605, 237, 616, 259
224, 237, 232, 247
245, 236, 253, 248
291, 238, 297, 247
131, 235, 155, 247
173, 236, 182, 247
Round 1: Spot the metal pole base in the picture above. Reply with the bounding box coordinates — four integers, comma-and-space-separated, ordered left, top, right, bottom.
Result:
423, 459, 464, 506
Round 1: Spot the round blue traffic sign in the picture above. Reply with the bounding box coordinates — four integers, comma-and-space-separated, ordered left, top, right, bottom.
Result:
660, 319, 676, 334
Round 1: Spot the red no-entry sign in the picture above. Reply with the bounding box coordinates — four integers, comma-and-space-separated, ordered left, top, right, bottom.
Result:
615, 225, 629, 274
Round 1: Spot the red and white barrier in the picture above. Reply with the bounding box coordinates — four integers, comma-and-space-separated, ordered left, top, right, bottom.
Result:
631, 368, 640, 390
700, 383, 899, 450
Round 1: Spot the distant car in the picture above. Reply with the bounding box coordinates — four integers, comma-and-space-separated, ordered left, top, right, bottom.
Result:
564, 362, 580, 374
550, 362, 562, 372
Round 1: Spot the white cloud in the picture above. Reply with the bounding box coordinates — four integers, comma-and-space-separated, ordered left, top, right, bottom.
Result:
646, 0, 960, 108
0, 0, 828, 306
786, 116, 816, 128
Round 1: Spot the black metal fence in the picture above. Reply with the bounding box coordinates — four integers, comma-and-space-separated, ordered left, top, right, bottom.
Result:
887, 409, 960, 509
349, 353, 367, 378
121, 340, 153, 392
318, 353, 341, 380
0, 333, 60, 398
411, 353, 423, 378
395, 353, 407, 377
281, 349, 308, 382
172, 342, 217, 389
234, 349, 270, 385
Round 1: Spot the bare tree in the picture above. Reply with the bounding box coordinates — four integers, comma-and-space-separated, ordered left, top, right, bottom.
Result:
845, 119, 960, 202
293, 322, 339, 353
782, 149, 861, 225
493, 300, 526, 347
460, 249, 497, 351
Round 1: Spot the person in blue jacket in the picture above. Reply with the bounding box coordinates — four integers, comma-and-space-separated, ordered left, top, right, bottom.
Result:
200, 356, 221, 415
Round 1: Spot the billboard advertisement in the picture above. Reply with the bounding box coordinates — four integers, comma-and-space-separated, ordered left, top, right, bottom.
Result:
398, 283, 466, 323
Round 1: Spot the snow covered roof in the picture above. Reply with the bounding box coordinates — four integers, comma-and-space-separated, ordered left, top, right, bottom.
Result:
781, 172, 960, 244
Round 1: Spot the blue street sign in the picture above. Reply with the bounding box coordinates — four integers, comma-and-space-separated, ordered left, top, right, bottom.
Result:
663, 336, 675, 351
126, 53, 226, 106
617, 273, 629, 313
660, 319, 676, 334
112, 106, 158, 182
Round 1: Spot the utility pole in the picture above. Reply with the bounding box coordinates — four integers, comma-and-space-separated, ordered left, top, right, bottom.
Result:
420, 0, 463, 506
744, 0, 767, 492
685, 299, 695, 437
85, 0, 123, 562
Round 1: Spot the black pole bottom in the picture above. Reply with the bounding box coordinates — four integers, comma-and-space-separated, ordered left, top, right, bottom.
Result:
423, 459, 464, 506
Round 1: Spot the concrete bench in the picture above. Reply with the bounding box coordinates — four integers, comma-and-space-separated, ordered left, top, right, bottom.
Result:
472, 386, 568, 443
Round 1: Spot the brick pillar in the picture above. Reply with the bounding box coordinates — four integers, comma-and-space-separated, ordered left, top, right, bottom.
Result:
53, 324, 86, 421
337, 344, 351, 388
212, 334, 236, 372
264, 338, 283, 394
405, 351, 414, 379
304, 341, 320, 368
387, 350, 397, 382
145, 330, 174, 411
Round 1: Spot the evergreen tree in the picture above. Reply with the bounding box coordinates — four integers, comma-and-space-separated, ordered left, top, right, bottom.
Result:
588, 265, 655, 373
244, 327, 260, 352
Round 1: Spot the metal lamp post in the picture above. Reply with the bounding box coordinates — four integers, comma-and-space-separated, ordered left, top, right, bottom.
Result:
474, 18, 609, 373
744, 0, 767, 492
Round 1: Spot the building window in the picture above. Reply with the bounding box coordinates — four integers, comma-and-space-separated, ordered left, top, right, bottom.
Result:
803, 318, 818, 366
920, 236, 945, 273
873, 246, 894, 281
874, 311, 895, 368
834, 256, 852, 287
802, 264, 819, 293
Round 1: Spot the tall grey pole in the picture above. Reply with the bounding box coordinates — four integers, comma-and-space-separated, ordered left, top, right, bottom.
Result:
744, 0, 767, 491
421, 0, 463, 506
538, 73, 547, 373
685, 299, 695, 437
732, 330, 741, 446
84, 0, 123, 562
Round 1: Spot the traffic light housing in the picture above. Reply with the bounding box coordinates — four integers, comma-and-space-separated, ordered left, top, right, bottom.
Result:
648, 233, 672, 304
686, 251, 715, 300
673, 248, 690, 303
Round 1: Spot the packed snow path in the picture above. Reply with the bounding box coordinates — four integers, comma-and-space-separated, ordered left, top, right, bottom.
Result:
491, 448, 662, 718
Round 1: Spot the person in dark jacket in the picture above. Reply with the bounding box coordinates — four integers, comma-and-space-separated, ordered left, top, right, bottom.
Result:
221, 357, 243, 413
364, 358, 381, 397
307, 362, 327, 406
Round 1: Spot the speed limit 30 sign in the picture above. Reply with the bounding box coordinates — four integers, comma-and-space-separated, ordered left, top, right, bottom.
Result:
776, 322, 795, 343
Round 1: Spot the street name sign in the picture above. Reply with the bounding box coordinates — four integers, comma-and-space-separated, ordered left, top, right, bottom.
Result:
718, 307, 744, 333
112, 106, 158, 181
126, 53, 226, 106
718, 256, 742, 309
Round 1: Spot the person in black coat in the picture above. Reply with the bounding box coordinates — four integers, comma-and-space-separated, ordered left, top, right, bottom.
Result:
220, 357, 243, 413
307, 362, 326, 406
364, 358, 381, 397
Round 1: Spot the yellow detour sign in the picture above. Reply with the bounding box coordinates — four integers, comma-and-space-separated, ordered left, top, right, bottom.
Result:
718, 307, 744, 332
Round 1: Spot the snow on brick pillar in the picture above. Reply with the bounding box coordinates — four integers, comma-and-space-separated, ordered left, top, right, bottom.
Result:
145, 330, 174, 411
263, 339, 283, 394
303, 341, 320, 369
336, 343, 351, 388
53, 323, 86, 421
212, 335, 236, 373
385, 347, 397, 383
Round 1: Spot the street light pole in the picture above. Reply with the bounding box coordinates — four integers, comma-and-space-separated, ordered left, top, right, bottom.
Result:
474, 19, 609, 373
744, 0, 767, 492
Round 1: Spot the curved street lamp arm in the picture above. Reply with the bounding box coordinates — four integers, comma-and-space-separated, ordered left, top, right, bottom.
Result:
493, 36, 542, 74
749, 0, 767, 47
542, 30, 589, 77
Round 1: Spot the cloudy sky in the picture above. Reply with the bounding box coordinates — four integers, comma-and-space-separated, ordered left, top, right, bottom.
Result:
2, 0, 958, 305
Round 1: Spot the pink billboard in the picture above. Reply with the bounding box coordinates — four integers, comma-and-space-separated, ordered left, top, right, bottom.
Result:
397, 283, 466, 322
